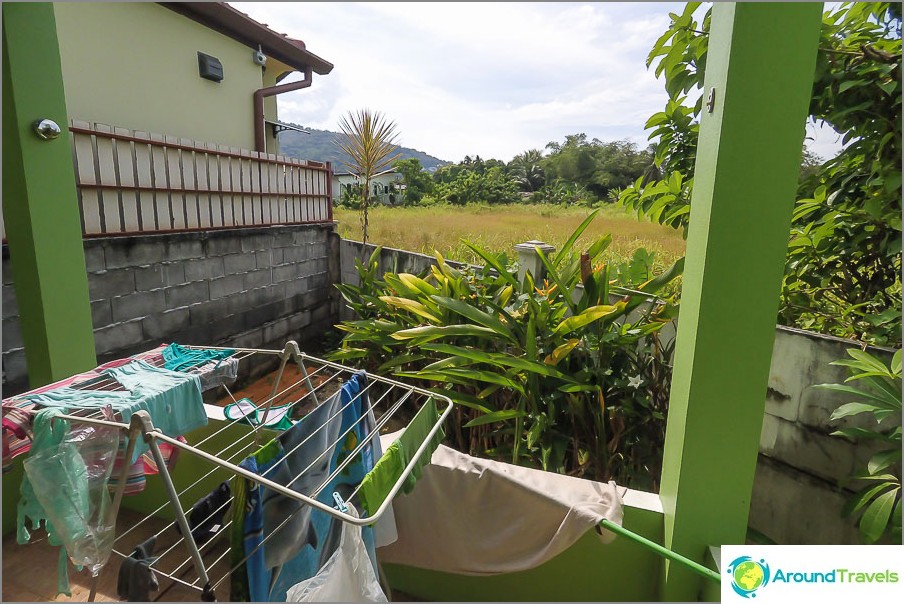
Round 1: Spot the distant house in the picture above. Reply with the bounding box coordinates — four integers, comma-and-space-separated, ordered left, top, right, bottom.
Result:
332, 169, 405, 206
52, 2, 332, 155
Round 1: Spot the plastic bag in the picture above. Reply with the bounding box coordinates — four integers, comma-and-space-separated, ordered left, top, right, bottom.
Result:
284, 504, 387, 602
21, 410, 119, 581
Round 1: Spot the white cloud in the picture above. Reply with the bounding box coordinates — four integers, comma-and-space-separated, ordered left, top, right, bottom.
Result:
231, 2, 843, 163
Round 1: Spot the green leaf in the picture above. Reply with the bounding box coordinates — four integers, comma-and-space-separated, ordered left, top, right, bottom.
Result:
398, 273, 439, 296
868, 449, 901, 475
464, 409, 526, 428
392, 324, 501, 342
845, 348, 893, 376
463, 241, 518, 287
379, 296, 441, 323
637, 257, 685, 295
434, 390, 494, 414
527, 420, 542, 449
545, 339, 580, 365
430, 295, 517, 344
843, 483, 896, 518
838, 79, 867, 93
553, 305, 620, 336
421, 343, 577, 382
830, 401, 885, 421
555, 209, 600, 268
439, 367, 524, 391
859, 488, 900, 543
814, 383, 899, 409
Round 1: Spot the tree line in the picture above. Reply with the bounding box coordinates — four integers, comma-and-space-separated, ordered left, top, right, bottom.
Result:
337, 135, 661, 208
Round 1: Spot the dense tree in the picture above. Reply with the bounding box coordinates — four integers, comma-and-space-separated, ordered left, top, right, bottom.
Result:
508, 149, 546, 192
392, 158, 434, 205
618, 2, 901, 345
542, 134, 657, 200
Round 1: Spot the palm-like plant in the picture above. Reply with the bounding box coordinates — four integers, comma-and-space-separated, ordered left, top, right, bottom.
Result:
508, 149, 545, 192
336, 109, 401, 246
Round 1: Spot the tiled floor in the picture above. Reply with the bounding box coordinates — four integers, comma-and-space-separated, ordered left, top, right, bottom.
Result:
2, 508, 231, 602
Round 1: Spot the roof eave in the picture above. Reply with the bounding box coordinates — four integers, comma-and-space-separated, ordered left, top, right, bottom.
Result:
159, 2, 333, 75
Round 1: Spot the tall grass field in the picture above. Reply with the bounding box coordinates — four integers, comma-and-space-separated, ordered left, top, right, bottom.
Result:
334, 204, 686, 271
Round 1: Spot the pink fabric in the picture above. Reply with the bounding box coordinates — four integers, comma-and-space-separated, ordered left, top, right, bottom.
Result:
1, 344, 169, 469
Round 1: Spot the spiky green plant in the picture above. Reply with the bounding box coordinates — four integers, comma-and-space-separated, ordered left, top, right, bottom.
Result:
336, 109, 401, 247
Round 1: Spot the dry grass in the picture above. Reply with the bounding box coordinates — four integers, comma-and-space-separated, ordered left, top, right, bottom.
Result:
334, 204, 686, 269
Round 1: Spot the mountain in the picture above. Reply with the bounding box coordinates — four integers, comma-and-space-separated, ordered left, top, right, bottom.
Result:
277, 125, 448, 172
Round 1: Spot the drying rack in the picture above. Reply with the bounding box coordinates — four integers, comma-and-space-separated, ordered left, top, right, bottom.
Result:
7, 340, 453, 601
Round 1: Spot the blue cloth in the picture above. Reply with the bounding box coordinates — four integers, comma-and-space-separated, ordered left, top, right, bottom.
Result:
21, 360, 206, 460
162, 343, 233, 372
233, 372, 378, 601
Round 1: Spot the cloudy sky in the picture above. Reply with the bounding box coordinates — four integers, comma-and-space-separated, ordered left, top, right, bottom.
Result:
232, 2, 841, 163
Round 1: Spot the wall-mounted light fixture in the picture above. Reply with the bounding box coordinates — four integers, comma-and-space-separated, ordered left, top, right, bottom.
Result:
252, 46, 267, 67
197, 52, 224, 82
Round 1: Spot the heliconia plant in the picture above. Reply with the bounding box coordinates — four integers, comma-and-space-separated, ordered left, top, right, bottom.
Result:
330, 210, 683, 489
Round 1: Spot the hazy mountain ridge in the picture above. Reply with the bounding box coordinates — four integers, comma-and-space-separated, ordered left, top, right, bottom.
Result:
277, 125, 448, 171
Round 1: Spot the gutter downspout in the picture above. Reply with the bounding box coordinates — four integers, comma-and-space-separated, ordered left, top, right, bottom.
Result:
253, 65, 312, 153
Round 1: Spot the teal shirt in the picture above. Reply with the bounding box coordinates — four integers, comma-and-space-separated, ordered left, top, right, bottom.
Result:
21, 360, 207, 460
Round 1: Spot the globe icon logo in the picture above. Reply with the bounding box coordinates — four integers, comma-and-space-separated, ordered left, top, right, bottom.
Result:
727, 556, 771, 598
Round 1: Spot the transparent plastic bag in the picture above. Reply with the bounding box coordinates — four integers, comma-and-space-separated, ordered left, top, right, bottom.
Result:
284, 504, 387, 602
22, 416, 119, 578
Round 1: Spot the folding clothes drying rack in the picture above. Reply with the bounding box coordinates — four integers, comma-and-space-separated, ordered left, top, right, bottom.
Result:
10, 341, 452, 602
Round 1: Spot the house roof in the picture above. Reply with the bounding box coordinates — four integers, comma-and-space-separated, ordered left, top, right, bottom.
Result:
158, 2, 333, 75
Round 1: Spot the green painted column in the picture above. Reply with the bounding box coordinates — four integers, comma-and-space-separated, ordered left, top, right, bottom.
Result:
2, 2, 96, 386
658, 3, 822, 600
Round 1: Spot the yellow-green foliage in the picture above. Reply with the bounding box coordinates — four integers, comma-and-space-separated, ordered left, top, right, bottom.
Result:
334, 204, 686, 271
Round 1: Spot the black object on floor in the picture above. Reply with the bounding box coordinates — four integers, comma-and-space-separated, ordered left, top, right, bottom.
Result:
117, 535, 159, 602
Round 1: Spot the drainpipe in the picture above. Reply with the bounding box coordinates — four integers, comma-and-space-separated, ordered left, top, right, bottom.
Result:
253, 65, 312, 153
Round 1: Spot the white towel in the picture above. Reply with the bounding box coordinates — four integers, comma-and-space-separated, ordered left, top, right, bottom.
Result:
376, 442, 625, 575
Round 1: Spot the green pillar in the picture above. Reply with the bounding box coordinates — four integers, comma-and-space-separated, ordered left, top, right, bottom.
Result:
2, 2, 96, 386
658, 3, 821, 600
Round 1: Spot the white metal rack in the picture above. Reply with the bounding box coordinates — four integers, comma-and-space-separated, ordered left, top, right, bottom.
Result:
6, 341, 453, 601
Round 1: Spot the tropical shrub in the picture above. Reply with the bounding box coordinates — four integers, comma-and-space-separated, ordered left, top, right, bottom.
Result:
618, 2, 902, 346
330, 212, 683, 490
817, 348, 902, 543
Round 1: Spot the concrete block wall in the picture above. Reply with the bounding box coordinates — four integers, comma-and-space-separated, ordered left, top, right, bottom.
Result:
337, 238, 899, 545
2, 224, 339, 396
339, 239, 473, 321
750, 326, 897, 544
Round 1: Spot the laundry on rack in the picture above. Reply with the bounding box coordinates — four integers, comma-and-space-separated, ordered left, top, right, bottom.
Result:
196, 356, 239, 391
17, 360, 206, 460
358, 397, 445, 518
161, 343, 239, 391
18, 408, 119, 596
162, 343, 238, 391
2, 406, 33, 470
107, 436, 186, 496
230, 440, 283, 603
116, 535, 160, 602
224, 398, 295, 431
184, 481, 232, 546
1, 346, 167, 471
163, 343, 232, 369
284, 504, 387, 602
229, 371, 379, 602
